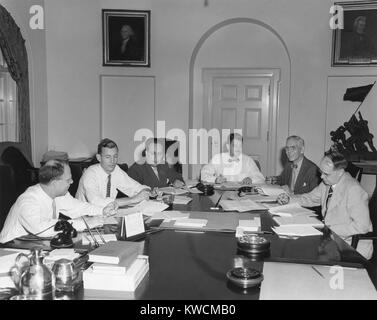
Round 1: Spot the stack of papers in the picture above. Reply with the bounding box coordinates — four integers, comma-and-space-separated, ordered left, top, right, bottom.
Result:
188, 187, 203, 194
220, 199, 267, 212
273, 216, 324, 228
174, 218, 208, 228
269, 203, 316, 217
82, 234, 117, 245
256, 185, 286, 196
272, 225, 323, 237
173, 195, 193, 205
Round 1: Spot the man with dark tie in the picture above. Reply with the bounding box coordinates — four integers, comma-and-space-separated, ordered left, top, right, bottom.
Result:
277, 151, 373, 259
76, 138, 150, 207
128, 138, 185, 189
276, 135, 319, 194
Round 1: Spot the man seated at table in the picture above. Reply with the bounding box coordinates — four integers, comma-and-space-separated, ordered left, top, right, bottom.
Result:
275, 135, 320, 194
0, 160, 116, 243
277, 151, 373, 259
200, 133, 265, 185
76, 138, 150, 207
128, 138, 185, 189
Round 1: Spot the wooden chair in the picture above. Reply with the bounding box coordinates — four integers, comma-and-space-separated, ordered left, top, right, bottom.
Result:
351, 194, 377, 260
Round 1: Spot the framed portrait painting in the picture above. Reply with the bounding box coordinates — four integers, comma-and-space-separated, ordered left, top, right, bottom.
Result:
102, 9, 150, 67
332, 1, 377, 66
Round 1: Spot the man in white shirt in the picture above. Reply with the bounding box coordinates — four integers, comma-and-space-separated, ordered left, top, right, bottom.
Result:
200, 133, 265, 184
76, 138, 150, 207
0, 160, 116, 243
277, 151, 373, 259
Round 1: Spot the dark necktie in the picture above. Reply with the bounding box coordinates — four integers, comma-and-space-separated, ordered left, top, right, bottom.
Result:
323, 186, 333, 220
106, 174, 111, 198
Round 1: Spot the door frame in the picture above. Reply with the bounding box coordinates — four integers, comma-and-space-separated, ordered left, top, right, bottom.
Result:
202, 68, 281, 175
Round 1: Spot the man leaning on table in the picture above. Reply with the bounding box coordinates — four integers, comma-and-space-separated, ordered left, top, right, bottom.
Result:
200, 133, 265, 185
277, 150, 373, 259
76, 138, 151, 207
0, 160, 116, 243
275, 135, 320, 194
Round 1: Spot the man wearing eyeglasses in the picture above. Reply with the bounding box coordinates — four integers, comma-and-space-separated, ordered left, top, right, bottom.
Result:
275, 135, 320, 194
277, 151, 373, 259
0, 160, 116, 243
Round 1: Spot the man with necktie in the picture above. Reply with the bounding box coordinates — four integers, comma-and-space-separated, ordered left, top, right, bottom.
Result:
0, 160, 115, 243
277, 151, 373, 259
76, 138, 150, 207
128, 138, 185, 189
200, 133, 265, 184
275, 135, 320, 194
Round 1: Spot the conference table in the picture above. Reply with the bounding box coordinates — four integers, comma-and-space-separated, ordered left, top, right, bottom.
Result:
3, 190, 377, 300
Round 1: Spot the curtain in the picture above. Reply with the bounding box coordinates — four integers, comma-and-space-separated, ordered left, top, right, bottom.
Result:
0, 4, 31, 160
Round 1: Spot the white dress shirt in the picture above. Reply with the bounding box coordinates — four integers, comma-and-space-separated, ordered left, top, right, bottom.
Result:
200, 153, 265, 184
75, 164, 149, 207
0, 184, 103, 243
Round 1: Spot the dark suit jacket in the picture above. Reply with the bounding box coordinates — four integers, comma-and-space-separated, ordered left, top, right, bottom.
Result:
128, 162, 184, 189
277, 157, 320, 195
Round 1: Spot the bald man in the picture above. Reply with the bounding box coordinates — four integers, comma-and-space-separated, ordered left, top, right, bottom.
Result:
0, 160, 116, 243
277, 151, 373, 259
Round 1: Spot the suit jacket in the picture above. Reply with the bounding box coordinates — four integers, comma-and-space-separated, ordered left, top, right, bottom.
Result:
277, 157, 320, 194
128, 162, 184, 189
293, 172, 373, 259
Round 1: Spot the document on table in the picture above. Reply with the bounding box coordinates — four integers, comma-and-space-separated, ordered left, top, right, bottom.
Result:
158, 187, 188, 195
174, 218, 208, 228
149, 211, 190, 222
115, 200, 169, 217
255, 185, 287, 196
260, 262, 377, 300
188, 187, 203, 194
272, 225, 322, 237
219, 199, 267, 212
273, 216, 324, 228
269, 203, 316, 217
235, 218, 261, 236
173, 195, 193, 205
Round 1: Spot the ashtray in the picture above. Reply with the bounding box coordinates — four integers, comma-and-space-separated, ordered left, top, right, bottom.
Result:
226, 267, 264, 288
237, 234, 270, 254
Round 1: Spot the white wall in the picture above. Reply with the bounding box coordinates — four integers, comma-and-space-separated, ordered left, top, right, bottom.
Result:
41, 0, 377, 189
0, 0, 48, 166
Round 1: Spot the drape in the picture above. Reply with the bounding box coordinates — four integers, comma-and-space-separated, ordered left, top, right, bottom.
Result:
0, 4, 31, 160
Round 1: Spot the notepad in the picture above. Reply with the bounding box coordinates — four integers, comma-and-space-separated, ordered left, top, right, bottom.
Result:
220, 199, 267, 212
272, 225, 322, 237
256, 185, 287, 196
269, 203, 316, 217
273, 216, 324, 228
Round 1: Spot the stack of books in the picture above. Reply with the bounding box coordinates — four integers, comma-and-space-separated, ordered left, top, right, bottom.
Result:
83, 241, 148, 292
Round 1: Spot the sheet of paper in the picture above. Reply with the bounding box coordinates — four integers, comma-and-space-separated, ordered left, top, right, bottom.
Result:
272, 225, 322, 237
158, 187, 188, 195
269, 202, 316, 217
260, 262, 377, 300
116, 200, 169, 217
72, 216, 104, 232
188, 187, 203, 194
273, 216, 324, 228
82, 234, 117, 245
150, 211, 190, 221
220, 199, 267, 212
185, 179, 199, 188
256, 185, 287, 196
173, 195, 193, 205
124, 212, 145, 238
174, 218, 208, 228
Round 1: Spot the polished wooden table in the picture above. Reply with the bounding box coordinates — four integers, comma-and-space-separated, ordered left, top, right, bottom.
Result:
3, 191, 376, 300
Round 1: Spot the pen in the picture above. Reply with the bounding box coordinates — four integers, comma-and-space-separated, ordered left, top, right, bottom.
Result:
94, 228, 106, 244
311, 266, 325, 279
210, 193, 224, 210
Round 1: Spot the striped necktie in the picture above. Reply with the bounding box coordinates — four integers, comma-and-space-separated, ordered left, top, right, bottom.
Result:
323, 186, 333, 220
290, 164, 298, 192
106, 174, 111, 198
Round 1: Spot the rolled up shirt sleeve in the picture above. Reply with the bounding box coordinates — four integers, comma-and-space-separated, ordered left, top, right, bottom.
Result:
246, 158, 265, 184
117, 170, 150, 197
292, 184, 323, 208
56, 193, 103, 218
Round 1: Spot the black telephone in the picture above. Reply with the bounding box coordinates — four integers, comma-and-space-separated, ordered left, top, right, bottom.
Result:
50, 218, 77, 249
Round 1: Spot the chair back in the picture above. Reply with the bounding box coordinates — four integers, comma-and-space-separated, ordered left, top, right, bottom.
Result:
0, 165, 17, 232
